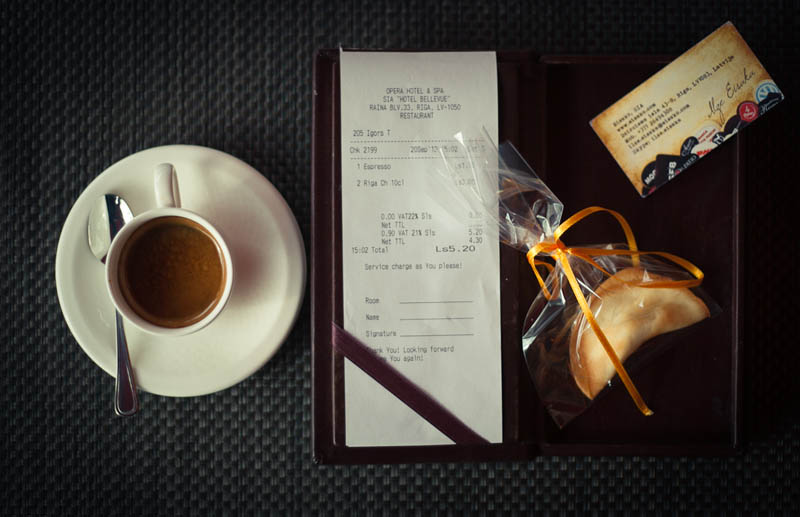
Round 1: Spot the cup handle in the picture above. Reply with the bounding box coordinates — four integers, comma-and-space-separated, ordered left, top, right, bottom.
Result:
154, 163, 181, 208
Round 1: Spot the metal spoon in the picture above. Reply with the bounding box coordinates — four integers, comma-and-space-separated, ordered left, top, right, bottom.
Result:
88, 195, 139, 416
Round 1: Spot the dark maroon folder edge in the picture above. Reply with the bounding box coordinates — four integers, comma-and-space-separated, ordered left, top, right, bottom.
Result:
311, 50, 743, 464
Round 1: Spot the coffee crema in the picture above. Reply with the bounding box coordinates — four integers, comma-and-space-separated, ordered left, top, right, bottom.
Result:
118, 216, 226, 328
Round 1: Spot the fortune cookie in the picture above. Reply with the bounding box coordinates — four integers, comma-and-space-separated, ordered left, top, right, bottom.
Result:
569, 267, 710, 399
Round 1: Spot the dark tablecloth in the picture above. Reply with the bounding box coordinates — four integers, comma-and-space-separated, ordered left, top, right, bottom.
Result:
2, 1, 797, 513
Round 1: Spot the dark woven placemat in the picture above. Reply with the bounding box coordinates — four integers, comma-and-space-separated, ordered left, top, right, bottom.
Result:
2, 0, 797, 513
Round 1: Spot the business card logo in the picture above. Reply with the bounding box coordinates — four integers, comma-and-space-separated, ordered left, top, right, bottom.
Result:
738, 101, 758, 123
755, 81, 781, 103
692, 124, 719, 156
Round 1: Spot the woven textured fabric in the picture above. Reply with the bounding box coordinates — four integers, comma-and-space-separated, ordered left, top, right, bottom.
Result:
2, 0, 798, 513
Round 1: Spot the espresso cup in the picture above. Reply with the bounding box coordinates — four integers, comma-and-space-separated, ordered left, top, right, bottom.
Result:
106, 163, 234, 336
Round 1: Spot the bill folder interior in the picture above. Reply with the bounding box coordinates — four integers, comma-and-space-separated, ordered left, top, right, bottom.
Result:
311, 50, 743, 463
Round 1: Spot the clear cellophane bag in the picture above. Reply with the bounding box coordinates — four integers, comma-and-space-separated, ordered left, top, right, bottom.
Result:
438, 131, 718, 427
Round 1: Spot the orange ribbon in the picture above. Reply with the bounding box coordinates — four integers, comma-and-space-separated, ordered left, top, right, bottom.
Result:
525, 207, 704, 416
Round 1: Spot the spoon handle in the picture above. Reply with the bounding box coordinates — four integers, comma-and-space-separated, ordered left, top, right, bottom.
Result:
114, 312, 139, 416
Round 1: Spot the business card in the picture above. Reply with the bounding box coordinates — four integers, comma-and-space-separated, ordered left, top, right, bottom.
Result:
591, 22, 784, 197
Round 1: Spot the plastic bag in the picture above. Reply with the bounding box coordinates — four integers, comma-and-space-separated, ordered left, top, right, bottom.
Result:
437, 130, 718, 427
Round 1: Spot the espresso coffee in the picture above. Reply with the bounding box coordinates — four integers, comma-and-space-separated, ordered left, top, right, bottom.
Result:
118, 216, 226, 328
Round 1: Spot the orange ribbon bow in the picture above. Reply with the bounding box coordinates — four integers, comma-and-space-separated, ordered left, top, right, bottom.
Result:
525, 206, 704, 415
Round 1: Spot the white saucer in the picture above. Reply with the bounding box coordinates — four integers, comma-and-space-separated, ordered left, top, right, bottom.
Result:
55, 145, 306, 397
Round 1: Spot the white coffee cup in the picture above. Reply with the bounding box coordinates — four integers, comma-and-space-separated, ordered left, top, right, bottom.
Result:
105, 163, 234, 336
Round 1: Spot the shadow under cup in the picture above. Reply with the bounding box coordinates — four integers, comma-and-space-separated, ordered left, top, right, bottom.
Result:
117, 215, 228, 329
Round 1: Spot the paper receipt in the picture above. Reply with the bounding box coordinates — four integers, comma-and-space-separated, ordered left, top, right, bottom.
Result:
339, 51, 502, 446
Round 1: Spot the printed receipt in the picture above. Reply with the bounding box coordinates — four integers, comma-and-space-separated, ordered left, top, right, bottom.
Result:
340, 51, 501, 446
